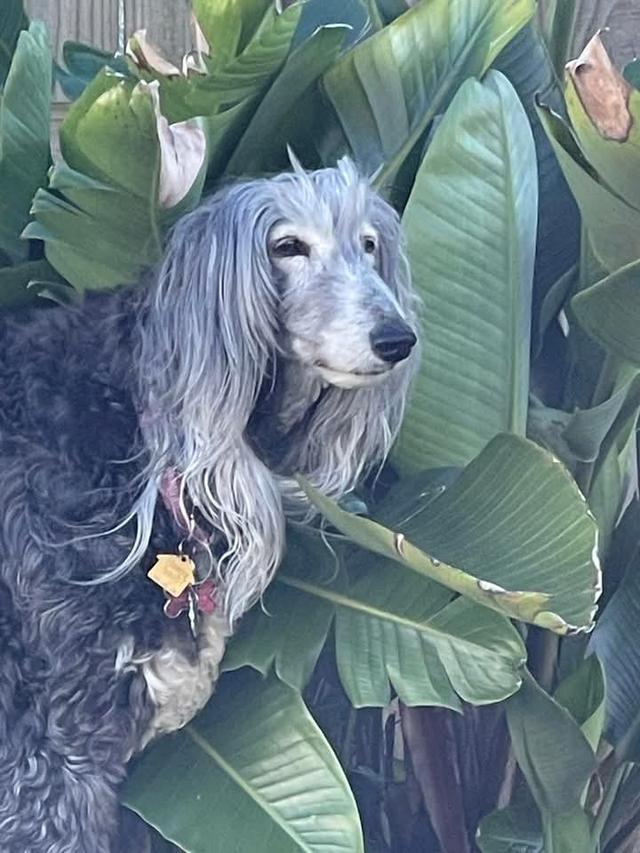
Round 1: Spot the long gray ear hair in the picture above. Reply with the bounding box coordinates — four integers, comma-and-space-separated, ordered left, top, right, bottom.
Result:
130, 182, 285, 624
282, 184, 420, 508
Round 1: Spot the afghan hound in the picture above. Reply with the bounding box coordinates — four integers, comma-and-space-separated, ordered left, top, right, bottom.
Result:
0, 158, 418, 851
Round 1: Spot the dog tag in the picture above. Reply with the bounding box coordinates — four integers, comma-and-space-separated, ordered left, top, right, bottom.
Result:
148, 554, 196, 598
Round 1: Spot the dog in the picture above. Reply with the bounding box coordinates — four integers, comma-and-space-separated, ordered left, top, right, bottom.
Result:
0, 158, 418, 851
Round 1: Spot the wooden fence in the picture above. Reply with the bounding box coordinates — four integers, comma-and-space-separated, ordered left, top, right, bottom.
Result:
24, 0, 193, 144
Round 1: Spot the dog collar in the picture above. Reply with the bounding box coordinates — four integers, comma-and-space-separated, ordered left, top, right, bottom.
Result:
149, 469, 218, 631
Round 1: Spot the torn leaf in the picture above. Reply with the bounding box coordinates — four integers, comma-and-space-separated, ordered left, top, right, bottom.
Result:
144, 81, 207, 209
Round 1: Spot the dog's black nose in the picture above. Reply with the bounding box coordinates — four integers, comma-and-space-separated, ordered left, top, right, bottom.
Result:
370, 321, 417, 364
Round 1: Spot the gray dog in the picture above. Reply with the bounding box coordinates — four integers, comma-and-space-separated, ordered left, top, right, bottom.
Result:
0, 158, 418, 851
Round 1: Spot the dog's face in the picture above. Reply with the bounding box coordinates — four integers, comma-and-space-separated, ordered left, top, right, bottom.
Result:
267, 169, 417, 390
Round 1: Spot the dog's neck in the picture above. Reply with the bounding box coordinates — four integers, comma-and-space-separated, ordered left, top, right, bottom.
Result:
247, 358, 328, 472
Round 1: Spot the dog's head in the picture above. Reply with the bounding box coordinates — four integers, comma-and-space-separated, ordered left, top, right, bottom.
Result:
134, 159, 419, 620
267, 158, 417, 389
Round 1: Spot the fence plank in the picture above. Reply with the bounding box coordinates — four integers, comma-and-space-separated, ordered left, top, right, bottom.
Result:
125, 0, 193, 63
24, 0, 121, 58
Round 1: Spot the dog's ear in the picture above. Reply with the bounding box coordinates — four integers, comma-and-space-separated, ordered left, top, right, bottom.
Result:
145, 182, 279, 437
138, 183, 285, 622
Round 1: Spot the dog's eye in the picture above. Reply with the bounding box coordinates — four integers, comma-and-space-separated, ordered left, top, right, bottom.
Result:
272, 237, 310, 258
363, 236, 377, 254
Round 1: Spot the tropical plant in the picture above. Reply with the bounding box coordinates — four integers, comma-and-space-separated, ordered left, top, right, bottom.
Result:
3, 0, 640, 850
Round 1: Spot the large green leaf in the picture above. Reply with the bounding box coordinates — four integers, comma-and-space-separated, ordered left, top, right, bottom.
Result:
193, 0, 272, 65
588, 404, 639, 553
24, 74, 205, 291
395, 71, 537, 472
492, 23, 580, 345
537, 104, 640, 272
60, 73, 159, 199
590, 557, 640, 761
123, 671, 363, 853
0, 21, 51, 263
506, 672, 597, 851
321, 0, 534, 182
506, 671, 596, 812
301, 434, 600, 633
564, 34, 640, 211
222, 534, 335, 691
553, 655, 605, 755
331, 573, 524, 708
225, 24, 348, 175
572, 259, 640, 366
140, 4, 302, 179
543, 0, 578, 79
0, 0, 28, 86
562, 371, 640, 463
138, 4, 301, 123
477, 789, 543, 853
225, 528, 525, 709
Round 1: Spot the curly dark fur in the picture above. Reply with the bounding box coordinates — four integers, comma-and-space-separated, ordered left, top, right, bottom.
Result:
0, 291, 189, 851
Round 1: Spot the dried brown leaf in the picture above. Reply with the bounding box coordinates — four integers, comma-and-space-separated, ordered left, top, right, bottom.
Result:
566, 32, 633, 141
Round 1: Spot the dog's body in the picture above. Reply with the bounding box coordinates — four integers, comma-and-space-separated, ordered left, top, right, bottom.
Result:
0, 161, 417, 851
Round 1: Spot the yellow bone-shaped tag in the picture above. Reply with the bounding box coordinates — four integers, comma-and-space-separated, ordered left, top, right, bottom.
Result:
148, 554, 196, 598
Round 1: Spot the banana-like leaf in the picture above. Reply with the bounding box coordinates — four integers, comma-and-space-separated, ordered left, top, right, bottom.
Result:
0, 21, 51, 263
60, 74, 159, 198
330, 572, 524, 708
562, 371, 640, 463
300, 434, 600, 634
537, 104, 640, 271
477, 791, 543, 853
478, 802, 593, 853
543, 0, 578, 79
192, 0, 271, 64
24, 75, 205, 291
395, 71, 537, 472
129, 4, 301, 179
493, 23, 580, 347
565, 34, 640, 211
225, 24, 348, 175
588, 405, 639, 553
123, 671, 364, 853
136, 4, 301, 125
506, 672, 596, 812
222, 534, 335, 691
506, 672, 596, 850
572, 259, 640, 366
225, 529, 525, 709
553, 655, 605, 755
590, 558, 640, 761
322, 0, 534, 183
0, 0, 28, 86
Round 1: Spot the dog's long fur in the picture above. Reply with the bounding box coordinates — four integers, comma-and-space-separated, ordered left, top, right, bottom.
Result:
0, 160, 417, 851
